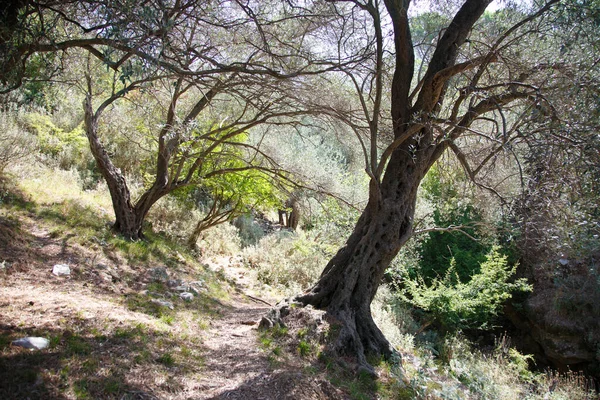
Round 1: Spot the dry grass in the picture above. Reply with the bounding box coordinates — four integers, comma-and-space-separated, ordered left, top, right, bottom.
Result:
1, 161, 597, 400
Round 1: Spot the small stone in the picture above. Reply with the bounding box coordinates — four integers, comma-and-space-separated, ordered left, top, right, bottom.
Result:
99, 272, 112, 282
189, 286, 202, 295
173, 285, 189, 292
96, 263, 109, 270
52, 264, 71, 276
150, 299, 174, 309
167, 279, 183, 288
180, 292, 194, 302
258, 317, 274, 330
109, 271, 120, 282
559, 258, 569, 266
12, 337, 50, 350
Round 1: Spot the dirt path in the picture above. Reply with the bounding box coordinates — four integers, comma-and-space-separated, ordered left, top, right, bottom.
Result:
196, 292, 271, 398
1, 213, 346, 399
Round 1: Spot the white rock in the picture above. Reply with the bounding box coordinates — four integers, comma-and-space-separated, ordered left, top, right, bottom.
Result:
52, 264, 71, 276
150, 299, 174, 309
180, 292, 194, 302
12, 337, 50, 350
189, 286, 202, 295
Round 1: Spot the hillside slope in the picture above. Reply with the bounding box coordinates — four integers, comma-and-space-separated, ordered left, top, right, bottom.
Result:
0, 192, 348, 399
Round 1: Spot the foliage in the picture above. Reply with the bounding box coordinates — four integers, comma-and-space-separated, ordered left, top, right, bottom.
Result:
196, 223, 242, 257
0, 108, 36, 175
146, 193, 199, 240
24, 113, 87, 166
233, 214, 266, 247
415, 164, 494, 284
399, 246, 531, 332
194, 130, 284, 224
244, 229, 337, 295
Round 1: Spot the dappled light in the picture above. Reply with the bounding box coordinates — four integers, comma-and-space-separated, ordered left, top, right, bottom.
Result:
1, 0, 599, 398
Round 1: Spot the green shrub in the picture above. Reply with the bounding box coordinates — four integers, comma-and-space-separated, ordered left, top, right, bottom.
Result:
198, 223, 242, 257
400, 246, 531, 332
234, 214, 265, 247
413, 164, 495, 285
24, 113, 88, 168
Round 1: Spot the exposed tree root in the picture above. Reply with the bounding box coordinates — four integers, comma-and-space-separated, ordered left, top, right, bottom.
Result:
260, 297, 400, 377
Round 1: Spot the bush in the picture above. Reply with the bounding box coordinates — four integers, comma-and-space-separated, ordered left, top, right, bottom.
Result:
233, 214, 265, 247
0, 109, 36, 175
413, 163, 495, 285
24, 113, 88, 169
399, 246, 531, 332
197, 223, 241, 257
146, 193, 199, 240
243, 230, 330, 295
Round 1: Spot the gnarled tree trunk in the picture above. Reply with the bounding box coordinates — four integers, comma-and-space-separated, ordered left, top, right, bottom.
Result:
84, 93, 165, 240
295, 141, 434, 371
289, 0, 495, 373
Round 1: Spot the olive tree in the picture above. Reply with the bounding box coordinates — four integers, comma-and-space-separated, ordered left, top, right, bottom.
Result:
282, 0, 579, 374
3, 0, 354, 239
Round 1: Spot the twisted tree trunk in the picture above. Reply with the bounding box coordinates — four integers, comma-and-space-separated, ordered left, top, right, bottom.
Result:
289, 0, 495, 373
295, 140, 433, 372
84, 93, 164, 240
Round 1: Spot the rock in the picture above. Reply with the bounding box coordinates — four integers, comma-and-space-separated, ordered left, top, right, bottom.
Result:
12, 337, 50, 350
52, 264, 71, 276
0, 260, 11, 271
173, 285, 189, 292
99, 272, 113, 282
150, 299, 174, 309
167, 279, 183, 288
189, 281, 205, 294
109, 270, 120, 282
180, 292, 194, 302
149, 267, 169, 282
175, 252, 186, 263
96, 263, 109, 270
189, 286, 202, 295
258, 316, 274, 330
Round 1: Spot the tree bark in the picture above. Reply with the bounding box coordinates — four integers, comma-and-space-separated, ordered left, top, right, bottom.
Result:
286, 197, 300, 230
84, 93, 160, 240
295, 141, 433, 372
292, 0, 494, 373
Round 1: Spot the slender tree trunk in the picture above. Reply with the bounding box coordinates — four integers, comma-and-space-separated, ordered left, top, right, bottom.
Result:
286, 198, 300, 230
84, 94, 159, 240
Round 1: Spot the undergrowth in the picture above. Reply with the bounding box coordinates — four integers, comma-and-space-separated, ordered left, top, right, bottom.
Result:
1, 158, 596, 399
0, 162, 231, 399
